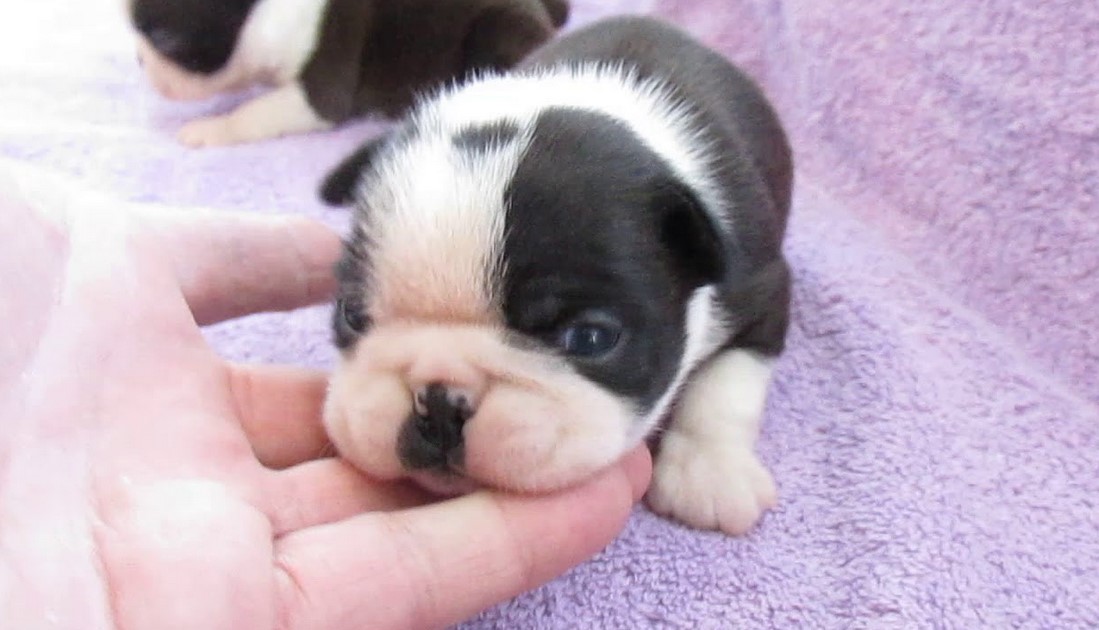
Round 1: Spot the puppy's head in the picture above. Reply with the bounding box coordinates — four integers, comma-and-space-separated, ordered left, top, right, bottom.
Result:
322, 68, 729, 495
125, 0, 261, 100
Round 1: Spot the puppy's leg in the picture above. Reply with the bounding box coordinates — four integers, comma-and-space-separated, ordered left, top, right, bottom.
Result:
646, 348, 778, 535
178, 83, 331, 148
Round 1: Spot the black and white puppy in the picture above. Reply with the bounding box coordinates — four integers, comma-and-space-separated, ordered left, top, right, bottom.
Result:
123, 0, 569, 147
320, 16, 792, 535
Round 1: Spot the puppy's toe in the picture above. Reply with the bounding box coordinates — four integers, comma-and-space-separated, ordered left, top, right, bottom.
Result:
646, 430, 776, 536
177, 116, 236, 148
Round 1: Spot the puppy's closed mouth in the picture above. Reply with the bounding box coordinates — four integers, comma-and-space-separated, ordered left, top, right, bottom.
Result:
407, 470, 481, 498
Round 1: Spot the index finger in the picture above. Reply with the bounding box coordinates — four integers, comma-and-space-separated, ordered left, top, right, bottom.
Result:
225, 362, 331, 470
273, 447, 653, 630
136, 207, 343, 326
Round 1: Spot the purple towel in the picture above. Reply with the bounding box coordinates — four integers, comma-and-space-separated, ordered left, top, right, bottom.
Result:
2, 0, 1096, 627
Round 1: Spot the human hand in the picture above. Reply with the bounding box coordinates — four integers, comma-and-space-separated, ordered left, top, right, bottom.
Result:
0, 165, 652, 630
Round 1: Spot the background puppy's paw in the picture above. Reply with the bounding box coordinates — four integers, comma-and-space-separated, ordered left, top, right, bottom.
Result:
177, 116, 237, 148
646, 430, 776, 536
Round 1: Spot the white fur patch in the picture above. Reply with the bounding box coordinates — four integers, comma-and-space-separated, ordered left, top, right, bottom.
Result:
242, 0, 330, 82
647, 348, 777, 535
354, 127, 531, 323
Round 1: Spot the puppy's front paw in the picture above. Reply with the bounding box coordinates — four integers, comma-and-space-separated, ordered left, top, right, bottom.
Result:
646, 430, 777, 535
177, 116, 238, 148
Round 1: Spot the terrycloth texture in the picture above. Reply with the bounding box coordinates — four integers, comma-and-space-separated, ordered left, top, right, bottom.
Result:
2, 0, 1097, 627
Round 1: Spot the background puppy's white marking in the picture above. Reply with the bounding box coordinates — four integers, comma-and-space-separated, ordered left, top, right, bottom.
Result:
242, 0, 329, 82
133, 0, 327, 99
647, 348, 777, 535
177, 83, 330, 147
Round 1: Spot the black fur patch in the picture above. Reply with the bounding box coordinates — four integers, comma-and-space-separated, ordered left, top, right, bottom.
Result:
319, 134, 391, 206
451, 121, 521, 154
541, 0, 570, 27
515, 15, 794, 359
130, 0, 259, 74
500, 108, 723, 409
331, 223, 371, 351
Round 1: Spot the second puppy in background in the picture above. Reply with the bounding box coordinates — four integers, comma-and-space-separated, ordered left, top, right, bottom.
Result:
124, 0, 569, 147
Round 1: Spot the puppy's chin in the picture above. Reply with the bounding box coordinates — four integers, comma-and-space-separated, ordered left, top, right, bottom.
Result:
408, 471, 482, 497
323, 324, 643, 496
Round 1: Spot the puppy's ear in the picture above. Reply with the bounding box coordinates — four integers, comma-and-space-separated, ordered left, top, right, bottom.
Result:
319, 133, 390, 206
656, 179, 727, 286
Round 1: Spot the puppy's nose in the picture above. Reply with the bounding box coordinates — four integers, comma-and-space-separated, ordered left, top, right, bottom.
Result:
397, 383, 473, 470
414, 383, 473, 445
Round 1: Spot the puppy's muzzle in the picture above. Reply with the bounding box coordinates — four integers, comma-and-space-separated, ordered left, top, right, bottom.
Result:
397, 383, 474, 471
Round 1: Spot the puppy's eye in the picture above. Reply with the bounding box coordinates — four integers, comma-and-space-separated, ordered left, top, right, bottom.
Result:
557, 319, 622, 358
338, 298, 369, 334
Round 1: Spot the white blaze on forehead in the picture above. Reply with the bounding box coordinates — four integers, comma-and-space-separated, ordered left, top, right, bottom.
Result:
357, 128, 531, 323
